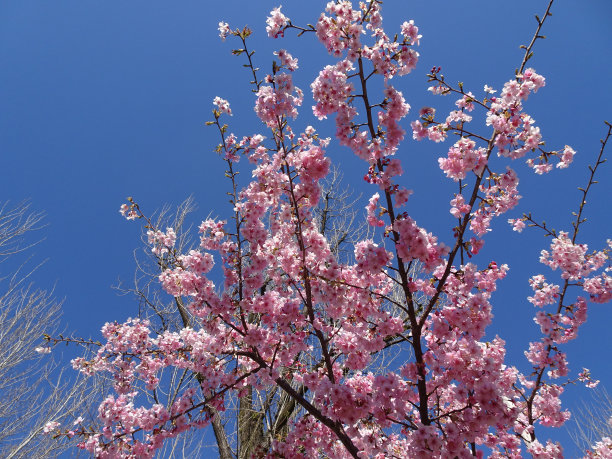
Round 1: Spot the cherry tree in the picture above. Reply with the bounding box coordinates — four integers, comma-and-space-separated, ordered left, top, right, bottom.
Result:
46, 1, 610, 457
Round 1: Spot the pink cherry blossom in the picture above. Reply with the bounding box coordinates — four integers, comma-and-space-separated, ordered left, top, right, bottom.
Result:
274, 49, 298, 71
508, 217, 526, 233
557, 145, 575, 169
254, 73, 303, 126
400, 20, 421, 46
218, 22, 231, 41
266, 6, 289, 38
213, 96, 232, 115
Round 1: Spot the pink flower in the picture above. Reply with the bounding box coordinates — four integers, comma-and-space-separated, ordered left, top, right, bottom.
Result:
578, 368, 600, 388
366, 193, 384, 227
411, 120, 428, 140
119, 203, 138, 220
274, 49, 298, 71
508, 218, 526, 233
213, 96, 232, 116
438, 138, 483, 181
43, 421, 60, 433
400, 20, 421, 46
355, 240, 392, 273
556, 145, 575, 169
147, 227, 176, 256
484, 85, 496, 94
449, 194, 471, 218
419, 106, 435, 117
311, 62, 353, 120
395, 188, 413, 207
218, 22, 231, 41
266, 6, 289, 38
255, 74, 303, 126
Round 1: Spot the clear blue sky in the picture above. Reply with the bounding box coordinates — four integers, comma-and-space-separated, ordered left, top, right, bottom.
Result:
1, 1, 610, 456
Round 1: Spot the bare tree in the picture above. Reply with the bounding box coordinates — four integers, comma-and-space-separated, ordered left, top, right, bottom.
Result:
0, 201, 100, 458
314, 165, 372, 260
569, 386, 612, 455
